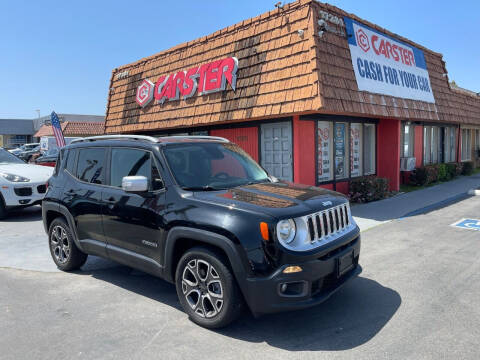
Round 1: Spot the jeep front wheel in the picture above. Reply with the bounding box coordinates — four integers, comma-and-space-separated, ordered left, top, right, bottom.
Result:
175, 247, 243, 329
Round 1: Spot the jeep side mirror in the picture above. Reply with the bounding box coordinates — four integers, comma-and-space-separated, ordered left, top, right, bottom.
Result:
122, 176, 148, 192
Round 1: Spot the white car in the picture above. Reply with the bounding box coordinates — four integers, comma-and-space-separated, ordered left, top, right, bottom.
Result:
0, 148, 54, 219
9, 143, 40, 156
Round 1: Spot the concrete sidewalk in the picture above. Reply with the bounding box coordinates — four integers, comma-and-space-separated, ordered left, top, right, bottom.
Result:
352, 173, 480, 232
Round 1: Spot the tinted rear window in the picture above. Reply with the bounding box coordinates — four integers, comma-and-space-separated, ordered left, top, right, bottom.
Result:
65, 149, 77, 174
76, 148, 106, 184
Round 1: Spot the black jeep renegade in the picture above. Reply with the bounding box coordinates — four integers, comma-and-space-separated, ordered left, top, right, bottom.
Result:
42, 135, 361, 328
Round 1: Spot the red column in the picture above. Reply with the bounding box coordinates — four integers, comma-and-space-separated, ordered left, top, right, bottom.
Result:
293, 115, 315, 185
377, 118, 401, 191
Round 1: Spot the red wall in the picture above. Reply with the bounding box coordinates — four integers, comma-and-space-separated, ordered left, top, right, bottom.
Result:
335, 181, 349, 195
210, 127, 259, 161
293, 116, 316, 186
414, 125, 423, 167
319, 183, 334, 191
377, 118, 401, 191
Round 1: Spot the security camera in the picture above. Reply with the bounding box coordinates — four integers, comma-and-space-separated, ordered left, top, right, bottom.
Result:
274, 1, 283, 9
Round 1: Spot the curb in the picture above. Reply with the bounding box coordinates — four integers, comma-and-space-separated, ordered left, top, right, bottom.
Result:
401, 192, 471, 218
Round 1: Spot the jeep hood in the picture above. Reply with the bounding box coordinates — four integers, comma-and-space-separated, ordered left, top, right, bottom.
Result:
192, 182, 348, 219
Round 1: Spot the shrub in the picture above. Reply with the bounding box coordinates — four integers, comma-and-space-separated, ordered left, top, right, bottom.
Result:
455, 162, 463, 176
437, 163, 449, 181
410, 165, 439, 186
462, 161, 474, 176
445, 163, 458, 179
410, 167, 428, 186
349, 176, 390, 203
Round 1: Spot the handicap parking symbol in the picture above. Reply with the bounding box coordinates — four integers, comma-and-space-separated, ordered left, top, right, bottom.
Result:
451, 219, 480, 231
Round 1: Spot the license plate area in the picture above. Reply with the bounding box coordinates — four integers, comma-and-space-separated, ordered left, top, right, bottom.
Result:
337, 250, 354, 277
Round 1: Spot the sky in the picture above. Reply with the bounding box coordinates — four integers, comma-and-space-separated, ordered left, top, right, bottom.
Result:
0, 0, 479, 119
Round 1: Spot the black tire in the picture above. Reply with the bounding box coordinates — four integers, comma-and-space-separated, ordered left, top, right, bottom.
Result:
0, 195, 7, 220
175, 246, 243, 329
48, 217, 87, 271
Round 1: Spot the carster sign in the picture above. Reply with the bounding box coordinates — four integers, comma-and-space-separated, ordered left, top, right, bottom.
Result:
344, 17, 435, 103
136, 57, 238, 108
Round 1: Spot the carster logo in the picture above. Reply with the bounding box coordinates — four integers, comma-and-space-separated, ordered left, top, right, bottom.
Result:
356, 28, 370, 53
135, 79, 155, 107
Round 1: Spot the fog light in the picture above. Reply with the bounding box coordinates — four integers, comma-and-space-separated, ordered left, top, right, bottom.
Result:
283, 265, 302, 274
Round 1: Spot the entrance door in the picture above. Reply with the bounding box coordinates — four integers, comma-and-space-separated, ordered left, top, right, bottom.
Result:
261, 121, 293, 181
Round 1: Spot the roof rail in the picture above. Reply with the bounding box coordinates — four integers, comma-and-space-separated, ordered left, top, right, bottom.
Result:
158, 135, 230, 142
70, 135, 160, 144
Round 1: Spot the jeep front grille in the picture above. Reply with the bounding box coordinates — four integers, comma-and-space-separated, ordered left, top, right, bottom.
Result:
305, 203, 352, 243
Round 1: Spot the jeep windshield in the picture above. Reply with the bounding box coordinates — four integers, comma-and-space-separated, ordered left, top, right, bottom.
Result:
0, 149, 25, 164
163, 142, 271, 190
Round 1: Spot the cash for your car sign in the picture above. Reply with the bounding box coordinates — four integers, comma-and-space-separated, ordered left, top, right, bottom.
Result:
344, 17, 435, 103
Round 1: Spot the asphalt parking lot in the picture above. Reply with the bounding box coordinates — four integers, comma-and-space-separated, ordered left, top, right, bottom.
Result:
1, 197, 479, 360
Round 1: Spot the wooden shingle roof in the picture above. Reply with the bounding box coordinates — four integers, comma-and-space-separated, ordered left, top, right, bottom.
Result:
34, 122, 105, 137
310, 1, 480, 124
105, 0, 320, 133
105, 0, 480, 134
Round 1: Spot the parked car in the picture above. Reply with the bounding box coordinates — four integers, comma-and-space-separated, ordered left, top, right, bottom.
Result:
0, 148, 54, 219
42, 135, 361, 328
9, 143, 40, 156
35, 148, 59, 167
18, 145, 41, 162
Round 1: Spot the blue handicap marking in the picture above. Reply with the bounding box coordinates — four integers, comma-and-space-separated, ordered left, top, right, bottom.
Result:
451, 219, 480, 231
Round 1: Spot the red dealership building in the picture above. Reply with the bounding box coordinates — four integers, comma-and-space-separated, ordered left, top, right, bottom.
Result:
104, 0, 480, 193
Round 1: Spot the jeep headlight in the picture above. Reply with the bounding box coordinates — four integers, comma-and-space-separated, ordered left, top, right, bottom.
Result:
276, 219, 296, 244
0, 172, 30, 182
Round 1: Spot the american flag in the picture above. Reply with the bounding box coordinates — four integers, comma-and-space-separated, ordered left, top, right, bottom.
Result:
51, 111, 66, 147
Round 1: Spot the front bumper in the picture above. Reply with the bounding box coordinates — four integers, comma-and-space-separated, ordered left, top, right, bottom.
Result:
243, 234, 361, 316
1, 181, 48, 208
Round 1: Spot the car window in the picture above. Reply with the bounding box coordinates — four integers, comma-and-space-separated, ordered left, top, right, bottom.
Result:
76, 148, 106, 184
110, 148, 154, 188
65, 149, 77, 174
54, 149, 64, 175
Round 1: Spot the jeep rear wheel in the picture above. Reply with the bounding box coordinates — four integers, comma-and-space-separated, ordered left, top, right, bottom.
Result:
48, 218, 87, 271
175, 247, 243, 329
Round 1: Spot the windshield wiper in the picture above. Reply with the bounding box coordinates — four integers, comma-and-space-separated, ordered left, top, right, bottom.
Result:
182, 186, 224, 191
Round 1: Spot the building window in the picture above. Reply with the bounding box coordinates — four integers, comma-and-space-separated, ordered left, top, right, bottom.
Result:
350, 123, 362, 177
476, 129, 480, 154
401, 123, 415, 157
461, 129, 472, 161
317, 120, 376, 183
7, 135, 28, 148
318, 121, 333, 182
424, 125, 456, 164
444, 127, 456, 163
334, 123, 348, 179
364, 124, 376, 175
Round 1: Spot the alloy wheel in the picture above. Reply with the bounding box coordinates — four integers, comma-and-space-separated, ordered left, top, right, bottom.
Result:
50, 225, 70, 264
181, 259, 224, 318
